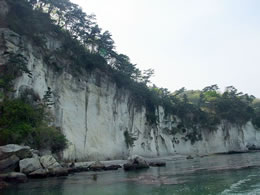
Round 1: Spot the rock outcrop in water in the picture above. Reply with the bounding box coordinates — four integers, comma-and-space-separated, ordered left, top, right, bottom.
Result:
0, 145, 32, 173
0, 144, 67, 180
123, 156, 150, 171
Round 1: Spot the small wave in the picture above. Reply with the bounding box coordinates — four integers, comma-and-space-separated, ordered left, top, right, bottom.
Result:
220, 178, 251, 195
248, 174, 257, 178
221, 188, 260, 195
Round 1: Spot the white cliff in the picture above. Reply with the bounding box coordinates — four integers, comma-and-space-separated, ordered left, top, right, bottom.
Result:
1, 28, 260, 162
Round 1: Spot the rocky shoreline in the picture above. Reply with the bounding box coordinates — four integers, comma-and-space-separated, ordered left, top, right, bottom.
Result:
0, 145, 166, 190
2, 144, 260, 191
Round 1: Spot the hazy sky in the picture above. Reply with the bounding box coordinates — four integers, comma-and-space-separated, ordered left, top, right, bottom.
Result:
72, 0, 260, 97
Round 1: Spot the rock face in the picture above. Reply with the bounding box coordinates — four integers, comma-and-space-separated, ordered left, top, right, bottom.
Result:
148, 161, 166, 167
0, 155, 19, 172
2, 27, 260, 161
104, 165, 122, 171
48, 167, 68, 177
28, 169, 48, 178
88, 161, 105, 171
0, 144, 33, 173
40, 155, 60, 169
186, 155, 194, 160
0, 144, 32, 160
0, 144, 67, 180
38, 155, 68, 177
0, 0, 8, 26
19, 157, 42, 174
124, 156, 149, 171
0, 172, 27, 183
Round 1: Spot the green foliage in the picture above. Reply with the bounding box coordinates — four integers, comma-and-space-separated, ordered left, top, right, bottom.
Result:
0, 99, 67, 153
143, 85, 258, 134
6, 0, 54, 45
185, 131, 202, 145
0, 52, 31, 97
30, 126, 67, 153
252, 100, 260, 129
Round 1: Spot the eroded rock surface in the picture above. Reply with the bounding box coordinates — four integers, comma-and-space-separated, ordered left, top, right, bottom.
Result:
89, 161, 105, 171
0, 155, 19, 172
0, 144, 32, 160
40, 155, 60, 169
19, 157, 42, 174
124, 156, 149, 171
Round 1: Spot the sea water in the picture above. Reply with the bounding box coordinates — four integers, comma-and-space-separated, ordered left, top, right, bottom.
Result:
3, 152, 260, 195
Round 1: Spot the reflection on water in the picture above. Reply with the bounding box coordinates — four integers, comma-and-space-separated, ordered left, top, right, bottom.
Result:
3, 152, 260, 195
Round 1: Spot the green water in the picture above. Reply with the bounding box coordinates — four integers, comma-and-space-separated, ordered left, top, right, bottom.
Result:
3, 152, 260, 195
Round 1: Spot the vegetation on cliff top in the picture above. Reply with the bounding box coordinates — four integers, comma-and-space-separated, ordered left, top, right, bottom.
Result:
0, 0, 260, 148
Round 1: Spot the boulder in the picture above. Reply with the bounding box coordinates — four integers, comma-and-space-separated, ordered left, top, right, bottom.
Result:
68, 166, 89, 173
19, 157, 42, 174
89, 161, 105, 171
67, 167, 76, 173
186, 155, 194, 160
69, 162, 75, 168
0, 155, 19, 172
149, 161, 166, 167
40, 155, 60, 169
0, 144, 32, 160
129, 155, 149, 165
247, 144, 260, 151
48, 167, 68, 177
104, 165, 122, 171
30, 149, 40, 158
123, 163, 149, 171
0, 172, 27, 183
123, 155, 149, 171
29, 169, 49, 178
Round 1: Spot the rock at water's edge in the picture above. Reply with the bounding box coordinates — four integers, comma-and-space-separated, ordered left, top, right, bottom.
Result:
40, 155, 60, 169
29, 169, 49, 178
149, 161, 166, 167
124, 155, 149, 171
104, 165, 122, 171
186, 155, 194, 160
0, 144, 32, 160
19, 157, 42, 174
89, 161, 105, 171
0, 155, 19, 172
48, 167, 68, 177
0, 172, 28, 183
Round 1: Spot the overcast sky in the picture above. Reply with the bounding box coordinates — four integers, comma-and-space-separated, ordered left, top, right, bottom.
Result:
72, 0, 260, 97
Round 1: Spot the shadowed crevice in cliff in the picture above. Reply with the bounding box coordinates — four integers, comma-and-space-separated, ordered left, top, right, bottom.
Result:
84, 88, 89, 150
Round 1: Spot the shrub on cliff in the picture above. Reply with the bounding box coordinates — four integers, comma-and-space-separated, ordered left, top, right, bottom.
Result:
252, 100, 260, 129
0, 99, 67, 153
